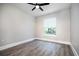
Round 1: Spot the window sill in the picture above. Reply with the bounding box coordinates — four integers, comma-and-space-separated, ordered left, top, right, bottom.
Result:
43, 34, 56, 37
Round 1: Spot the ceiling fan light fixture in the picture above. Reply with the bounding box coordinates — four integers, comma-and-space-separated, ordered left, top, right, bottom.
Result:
28, 3, 50, 11
36, 5, 39, 9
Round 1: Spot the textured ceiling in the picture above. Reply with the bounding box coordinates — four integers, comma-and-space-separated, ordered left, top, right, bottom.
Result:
10, 3, 71, 17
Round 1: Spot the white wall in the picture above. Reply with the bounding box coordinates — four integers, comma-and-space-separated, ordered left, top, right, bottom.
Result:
71, 3, 79, 55
0, 4, 35, 46
35, 8, 70, 43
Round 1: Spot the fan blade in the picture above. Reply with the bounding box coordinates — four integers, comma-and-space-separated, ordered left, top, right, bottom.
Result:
28, 3, 35, 5
32, 7, 36, 11
39, 7, 43, 11
39, 3, 49, 6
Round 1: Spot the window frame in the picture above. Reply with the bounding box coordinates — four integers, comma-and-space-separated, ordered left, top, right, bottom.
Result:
43, 17, 56, 37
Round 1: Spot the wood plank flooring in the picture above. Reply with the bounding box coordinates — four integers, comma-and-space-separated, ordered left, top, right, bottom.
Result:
0, 40, 74, 56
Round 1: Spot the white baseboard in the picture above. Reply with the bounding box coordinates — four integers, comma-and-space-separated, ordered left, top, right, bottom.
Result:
0, 37, 71, 51
70, 44, 78, 56
35, 38, 71, 45
0, 37, 77, 56
35, 38, 79, 56
0, 38, 35, 51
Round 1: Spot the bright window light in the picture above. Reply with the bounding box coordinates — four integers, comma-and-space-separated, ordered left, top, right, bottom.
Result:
43, 17, 56, 36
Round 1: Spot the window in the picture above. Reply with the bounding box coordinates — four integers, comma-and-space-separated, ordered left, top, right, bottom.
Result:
43, 17, 56, 36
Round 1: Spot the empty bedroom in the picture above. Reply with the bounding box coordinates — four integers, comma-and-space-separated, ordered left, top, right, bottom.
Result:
0, 3, 79, 56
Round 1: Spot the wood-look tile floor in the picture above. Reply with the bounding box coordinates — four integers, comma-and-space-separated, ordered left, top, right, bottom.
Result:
0, 40, 74, 56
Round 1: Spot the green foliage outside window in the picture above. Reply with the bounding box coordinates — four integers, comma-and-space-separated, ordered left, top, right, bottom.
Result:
45, 27, 56, 35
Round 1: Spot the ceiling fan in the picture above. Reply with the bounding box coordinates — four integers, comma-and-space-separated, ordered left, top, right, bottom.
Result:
28, 3, 50, 11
